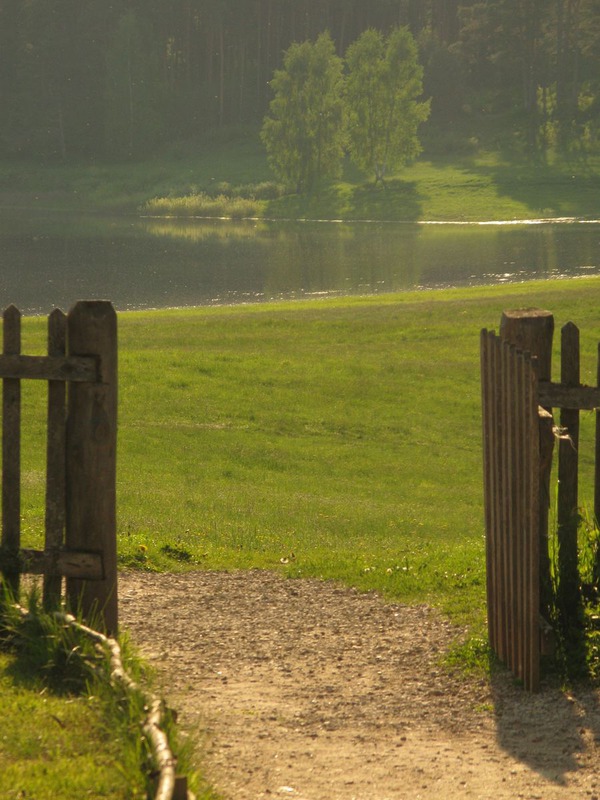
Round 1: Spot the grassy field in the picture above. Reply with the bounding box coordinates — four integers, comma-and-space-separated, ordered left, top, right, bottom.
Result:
2, 135, 599, 221
13, 277, 600, 635
0, 649, 145, 799
6, 276, 600, 794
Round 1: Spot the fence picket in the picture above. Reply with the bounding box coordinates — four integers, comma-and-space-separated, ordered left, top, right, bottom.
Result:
2, 305, 21, 596
557, 322, 581, 625
481, 329, 541, 690
595, 343, 600, 583
524, 353, 547, 691
44, 308, 67, 608
481, 330, 496, 653
513, 344, 525, 681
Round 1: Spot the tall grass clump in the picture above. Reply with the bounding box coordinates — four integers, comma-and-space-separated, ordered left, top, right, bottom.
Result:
144, 191, 262, 219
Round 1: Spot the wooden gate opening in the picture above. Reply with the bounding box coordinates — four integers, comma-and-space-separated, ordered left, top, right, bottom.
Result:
0, 301, 118, 634
481, 308, 600, 690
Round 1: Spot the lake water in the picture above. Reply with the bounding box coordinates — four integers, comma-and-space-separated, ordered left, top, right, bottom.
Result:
0, 210, 599, 313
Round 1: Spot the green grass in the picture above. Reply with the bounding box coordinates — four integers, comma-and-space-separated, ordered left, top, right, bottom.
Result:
0, 636, 144, 799
0, 591, 210, 799
1, 135, 599, 221
0, 650, 136, 799
14, 277, 600, 634
8, 277, 600, 789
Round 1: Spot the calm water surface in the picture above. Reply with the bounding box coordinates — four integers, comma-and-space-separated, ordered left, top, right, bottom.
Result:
1, 210, 599, 313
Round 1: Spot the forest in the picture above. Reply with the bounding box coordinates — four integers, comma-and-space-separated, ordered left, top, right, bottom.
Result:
0, 0, 599, 161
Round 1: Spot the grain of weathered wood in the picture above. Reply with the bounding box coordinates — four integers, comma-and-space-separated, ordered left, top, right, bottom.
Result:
513, 346, 524, 681
500, 309, 554, 379
0, 547, 104, 580
480, 331, 496, 654
481, 321, 542, 691
66, 301, 118, 634
494, 336, 506, 661
526, 352, 540, 691
538, 381, 600, 410
0, 354, 98, 381
44, 309, 67, 608
500, 308, 554, 619
2, 305, 21, 596
595, 343, 600, 584
506, 343, 517, 668
557, 323, 581, 624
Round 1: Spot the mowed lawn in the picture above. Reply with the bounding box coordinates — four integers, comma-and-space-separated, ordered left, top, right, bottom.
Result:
15, 277, 600, 629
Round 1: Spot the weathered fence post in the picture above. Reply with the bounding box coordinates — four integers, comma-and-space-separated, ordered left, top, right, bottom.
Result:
500, 309, 554, 619
66, 301, 118, 634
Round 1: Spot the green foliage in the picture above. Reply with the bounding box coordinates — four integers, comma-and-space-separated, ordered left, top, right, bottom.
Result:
345, 27, 430, 183
260, 32, 346, 192
1, 2, 599, 160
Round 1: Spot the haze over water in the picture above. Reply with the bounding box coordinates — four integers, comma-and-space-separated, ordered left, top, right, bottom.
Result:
1, 211, 599, 314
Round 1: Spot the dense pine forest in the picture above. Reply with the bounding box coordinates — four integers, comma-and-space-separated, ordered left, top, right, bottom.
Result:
1, 0, 599, 162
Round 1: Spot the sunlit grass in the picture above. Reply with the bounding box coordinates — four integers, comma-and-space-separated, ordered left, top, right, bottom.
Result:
0, 647, 143, 799
1, 139, 598, 221
13, 277, 600, 632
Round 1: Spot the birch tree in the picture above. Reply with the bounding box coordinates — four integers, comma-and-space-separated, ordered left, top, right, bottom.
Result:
345, 27, 430, 184
261, 31, 345, 193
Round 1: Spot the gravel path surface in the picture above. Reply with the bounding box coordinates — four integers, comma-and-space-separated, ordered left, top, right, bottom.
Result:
120, 570, 600, 800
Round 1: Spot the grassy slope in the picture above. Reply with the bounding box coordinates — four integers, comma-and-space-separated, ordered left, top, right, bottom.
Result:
8, 278, 600, 794
1, 136, 599, 221
15, 278, 600, 632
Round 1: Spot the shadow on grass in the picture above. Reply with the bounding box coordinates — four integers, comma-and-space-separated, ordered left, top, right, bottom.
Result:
349, 178, 422, 221
460, 159, 600, 219
265, 177, 423, 221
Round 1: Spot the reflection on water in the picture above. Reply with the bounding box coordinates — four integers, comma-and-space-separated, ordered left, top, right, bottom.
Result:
0, 210, 599, 313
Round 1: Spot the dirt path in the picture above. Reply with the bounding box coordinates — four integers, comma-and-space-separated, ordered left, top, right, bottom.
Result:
119, 570, 600, 800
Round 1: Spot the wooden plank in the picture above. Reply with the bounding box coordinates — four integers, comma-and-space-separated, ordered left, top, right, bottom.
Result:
518, 350, 530, 684
66, 301, 118, 634
493, 335, 506, 661
527, 354, 541, 691
2, 305, 21, 596
482, 330, 501, 655
500, 340, 512, 663
556, 322, 581, 625
44, 309, 67, 608
0, 547, 104, 580
480, 330, 497, 653
538, 381, 600, 410
513, 346, 525, 682
0, 354, 98, 382
595, 342, 600, 584
492, 335, 503, 657
507, 342, 519, 676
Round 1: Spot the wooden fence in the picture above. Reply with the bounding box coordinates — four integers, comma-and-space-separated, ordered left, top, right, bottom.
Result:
481, 309, 600, 691
0, 301, 118, 634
